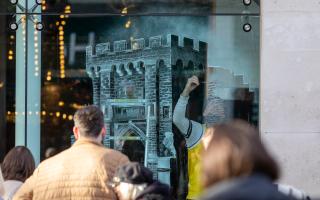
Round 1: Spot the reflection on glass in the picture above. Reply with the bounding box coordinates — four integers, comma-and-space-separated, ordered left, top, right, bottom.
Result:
0, 1, 260, 199
0, 14, 16, 161
39, 10, 259, 198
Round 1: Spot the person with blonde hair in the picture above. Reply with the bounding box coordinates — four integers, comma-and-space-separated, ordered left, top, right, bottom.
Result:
200, 120, 296, 200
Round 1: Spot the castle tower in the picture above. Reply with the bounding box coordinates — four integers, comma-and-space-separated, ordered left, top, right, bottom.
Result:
86, 34, 207, 182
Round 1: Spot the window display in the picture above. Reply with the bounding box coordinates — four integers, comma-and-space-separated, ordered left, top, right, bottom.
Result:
0, 0, 260, 199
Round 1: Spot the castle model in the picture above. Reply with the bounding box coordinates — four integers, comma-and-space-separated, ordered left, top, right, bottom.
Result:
86, 34, 207, 183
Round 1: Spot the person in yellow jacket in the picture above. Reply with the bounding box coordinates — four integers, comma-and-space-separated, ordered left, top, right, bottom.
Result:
173, 75, 225, 200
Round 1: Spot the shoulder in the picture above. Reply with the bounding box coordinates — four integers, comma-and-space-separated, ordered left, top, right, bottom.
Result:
200, 175, 294, 200
102, 148, 129, 164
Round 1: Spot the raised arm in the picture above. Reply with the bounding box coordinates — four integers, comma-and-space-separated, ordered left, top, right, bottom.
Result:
173, 76, 204, 148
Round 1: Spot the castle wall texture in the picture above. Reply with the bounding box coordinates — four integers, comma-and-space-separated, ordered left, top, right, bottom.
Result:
86, 34, 207, 179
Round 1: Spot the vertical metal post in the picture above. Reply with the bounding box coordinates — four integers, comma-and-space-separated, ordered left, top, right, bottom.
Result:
15, 0, 41, 164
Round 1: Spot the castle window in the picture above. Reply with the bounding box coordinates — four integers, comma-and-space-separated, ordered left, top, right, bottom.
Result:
163, 106, 170, 119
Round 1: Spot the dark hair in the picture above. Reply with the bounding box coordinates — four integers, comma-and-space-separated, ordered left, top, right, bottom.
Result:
1, 146, 35, 182
73, 105, 104, 138
202, 120, 279, 188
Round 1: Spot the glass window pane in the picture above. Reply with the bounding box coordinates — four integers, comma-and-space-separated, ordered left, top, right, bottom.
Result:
0, 14, 16, 160
39, 11, 260, 198
0, 1, 260, 199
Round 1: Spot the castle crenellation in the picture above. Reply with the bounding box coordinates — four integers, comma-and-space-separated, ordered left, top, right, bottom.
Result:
86, 34, 207, 57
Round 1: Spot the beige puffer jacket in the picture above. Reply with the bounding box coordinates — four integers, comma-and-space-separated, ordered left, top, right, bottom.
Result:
13, 139, 129, 200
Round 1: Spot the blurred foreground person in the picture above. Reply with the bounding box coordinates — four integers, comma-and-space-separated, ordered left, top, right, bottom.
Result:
0, 166, 4, 199
13, 105, 129, 200
277, 184, 311, 200
1, 147, 35, 200
111, 162, 171, 200
200, 120, 296, 200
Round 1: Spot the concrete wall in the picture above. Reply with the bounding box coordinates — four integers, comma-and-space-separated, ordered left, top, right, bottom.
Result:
261, 0, 320, 197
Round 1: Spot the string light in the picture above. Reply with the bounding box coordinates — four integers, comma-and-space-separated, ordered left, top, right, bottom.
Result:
125, 20, 131, 29
6, 110, 76, 121
42, 0, 47, 11
46, 70, 52, 81
58, 101, 65, 106
56, 112, 61, 117
34, 27, 40, 76
121, 7, 128, 15
8, 49, 13, 60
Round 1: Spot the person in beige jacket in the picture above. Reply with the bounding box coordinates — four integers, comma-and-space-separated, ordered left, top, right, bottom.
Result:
13, 105, 129, 200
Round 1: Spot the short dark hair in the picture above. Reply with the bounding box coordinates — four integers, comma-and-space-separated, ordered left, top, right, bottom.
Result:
73, 105, 104, 138
1, 146, 35, 182
202, 120, 279, 188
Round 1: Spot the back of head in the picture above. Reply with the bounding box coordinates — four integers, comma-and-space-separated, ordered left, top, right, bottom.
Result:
73, 105, 104, 138
202, 120, 279, 188
1, 146, 35, 182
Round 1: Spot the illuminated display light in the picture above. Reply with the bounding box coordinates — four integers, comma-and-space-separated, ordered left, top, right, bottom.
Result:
8, 44, 15, 61
58, 101, 65, 106
58, 25, 66, 79
125, 20, 131, 29
62, 114, 67, 119
56, 112, 61, 117
46, 71, 52, 81
68, 115, 73, 121
42, 111, 46, 115
121, 7, 128, 15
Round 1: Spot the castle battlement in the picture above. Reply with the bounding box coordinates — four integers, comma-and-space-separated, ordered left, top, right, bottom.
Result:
86, 34, 207, 57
